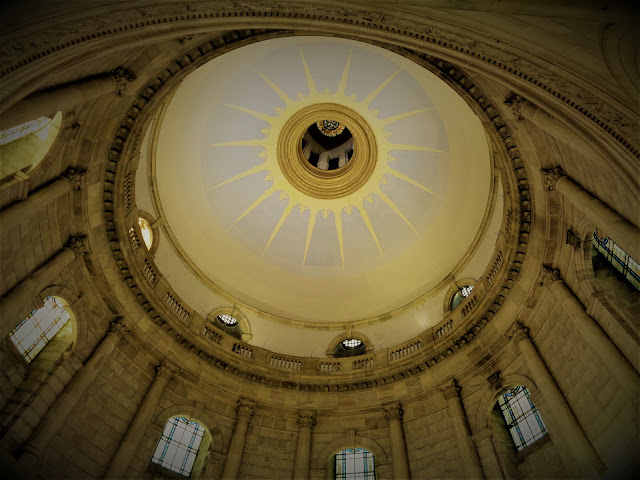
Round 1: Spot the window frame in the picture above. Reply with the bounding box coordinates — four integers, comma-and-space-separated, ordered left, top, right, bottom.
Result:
150, 416, 206, 477
497, 386, 548, 451
334, 447, 376, 480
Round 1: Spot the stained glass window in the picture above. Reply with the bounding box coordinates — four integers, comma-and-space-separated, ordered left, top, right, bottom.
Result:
593, 229, 640, 290
218, 314, 238, 326
450, 285, 474, 310
151, 416, 205, 476
335, 448, 375, 480
9, 296, 71, 363
497, 386, 547, 451
138, 217, 154, 250
342, 339, 362, 348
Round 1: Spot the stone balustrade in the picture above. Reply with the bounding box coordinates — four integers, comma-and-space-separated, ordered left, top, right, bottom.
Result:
269, 355, 302, 370
389, 339, 422, 362
232, 343, 254, 359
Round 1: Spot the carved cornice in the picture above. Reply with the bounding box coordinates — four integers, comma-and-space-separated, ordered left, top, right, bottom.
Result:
510, 323, 530, 344
298, 413, 316, 429
539, 265, 562, 287
441, 379, 461, 400
541, 166, 567, 191
237, 401, 255, 419
66, 235, 88, 256
61, 167, 87, 190
109, 317, 130, 338
383, 403, 403, 421
102, 30, 530, 391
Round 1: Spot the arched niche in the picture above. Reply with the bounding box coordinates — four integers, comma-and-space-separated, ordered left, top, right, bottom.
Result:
325, 332, 374, 358
207, 307, 252, 342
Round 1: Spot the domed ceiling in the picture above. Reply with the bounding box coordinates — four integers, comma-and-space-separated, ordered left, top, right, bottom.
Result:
150, 36, 493, 328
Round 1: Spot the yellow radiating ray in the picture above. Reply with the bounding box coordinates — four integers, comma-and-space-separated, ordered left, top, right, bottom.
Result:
357, 205, 383, 256
257, 71, 292, 106
208, 163, 269, 190
209, 139, 266, 148
225, 104, 273, 123
388, 143, 448, 154
302, 208, 317, 269
299, 50, 317, 95
363, 69, 401, 106
337, 49, 353, 95
374, 188, 417, 233
381, 107, 436, 127
334, 209, 345, 269
263, 201, 295, 254
385, 170, 440, 198
227, 185, 277, 231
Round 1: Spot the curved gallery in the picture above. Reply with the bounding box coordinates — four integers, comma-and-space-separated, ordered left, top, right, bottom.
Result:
0, 3, 638, 480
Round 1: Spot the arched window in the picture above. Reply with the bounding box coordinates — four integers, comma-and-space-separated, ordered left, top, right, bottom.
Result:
592, 229, 639, 290
450, 285, 474, 311
334, 338, 366, 358
151, 416, 207, 477
138, 216, 154, 250
0, 112, 62, 183
496, 386, 547, 451
335, 448, 375, 479
8, 296, 71, 363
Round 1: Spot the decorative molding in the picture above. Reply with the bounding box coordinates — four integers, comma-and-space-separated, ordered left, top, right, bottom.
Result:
61, 167, 87, 190
237, 401, 255, 419
298, 413, 316, 429
540, 265, 562, 287
383, 403, 403, 421
510, 323, 530, 344
111, 66, 136, 96
441, 379, 461, 400
504, 94, 527, 121
156, 360, 175, 380
486, 372, 504, 391
109, 317, 130, 337
541, 166, 567, 191
66, 235, 88, 256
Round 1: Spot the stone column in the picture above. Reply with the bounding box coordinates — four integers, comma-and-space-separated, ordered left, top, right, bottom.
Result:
504, 95, 597, 160
383, 403, 411, 480
541, 167, 639, 260
0, 235, 87, 339
221, 400, 254, 480
541, 267, 640, 396
103, 361, 174, 479
19, 318, 129, 468
0, 168, 86, 232
442, 380, 484, 479
0, 68, 135, 130
293, 413, 315, 480
510, 323, 605, 476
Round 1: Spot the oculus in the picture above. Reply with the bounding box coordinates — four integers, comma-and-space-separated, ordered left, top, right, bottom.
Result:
316, 119, 346, 137
303, 119, 354, 171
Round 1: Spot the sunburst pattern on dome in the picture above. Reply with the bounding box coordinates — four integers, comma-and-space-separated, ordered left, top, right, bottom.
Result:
208, 49, 443, 269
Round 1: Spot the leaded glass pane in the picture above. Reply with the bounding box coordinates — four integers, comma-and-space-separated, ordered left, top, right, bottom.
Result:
335, 448, 375, 480
151, 416, 205, 476
593, 230, 640, 290
498, 386, 547, 451
9, 296, 71, 363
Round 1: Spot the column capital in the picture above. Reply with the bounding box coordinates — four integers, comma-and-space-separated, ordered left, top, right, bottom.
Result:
510, 323, 530, 344
111, 66, 136, 96
441, 379, 461, 400
66, 235, 88, 256
383, 403, 403, 421
109, 317, 130, 338
540, 265, 562, 287
297, 413, 316, 429
60, 167, 87, 190
541, 166, 567, 191
504, 94, 528, 121
156, 360, 175, 380
237, 400, 255, 419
